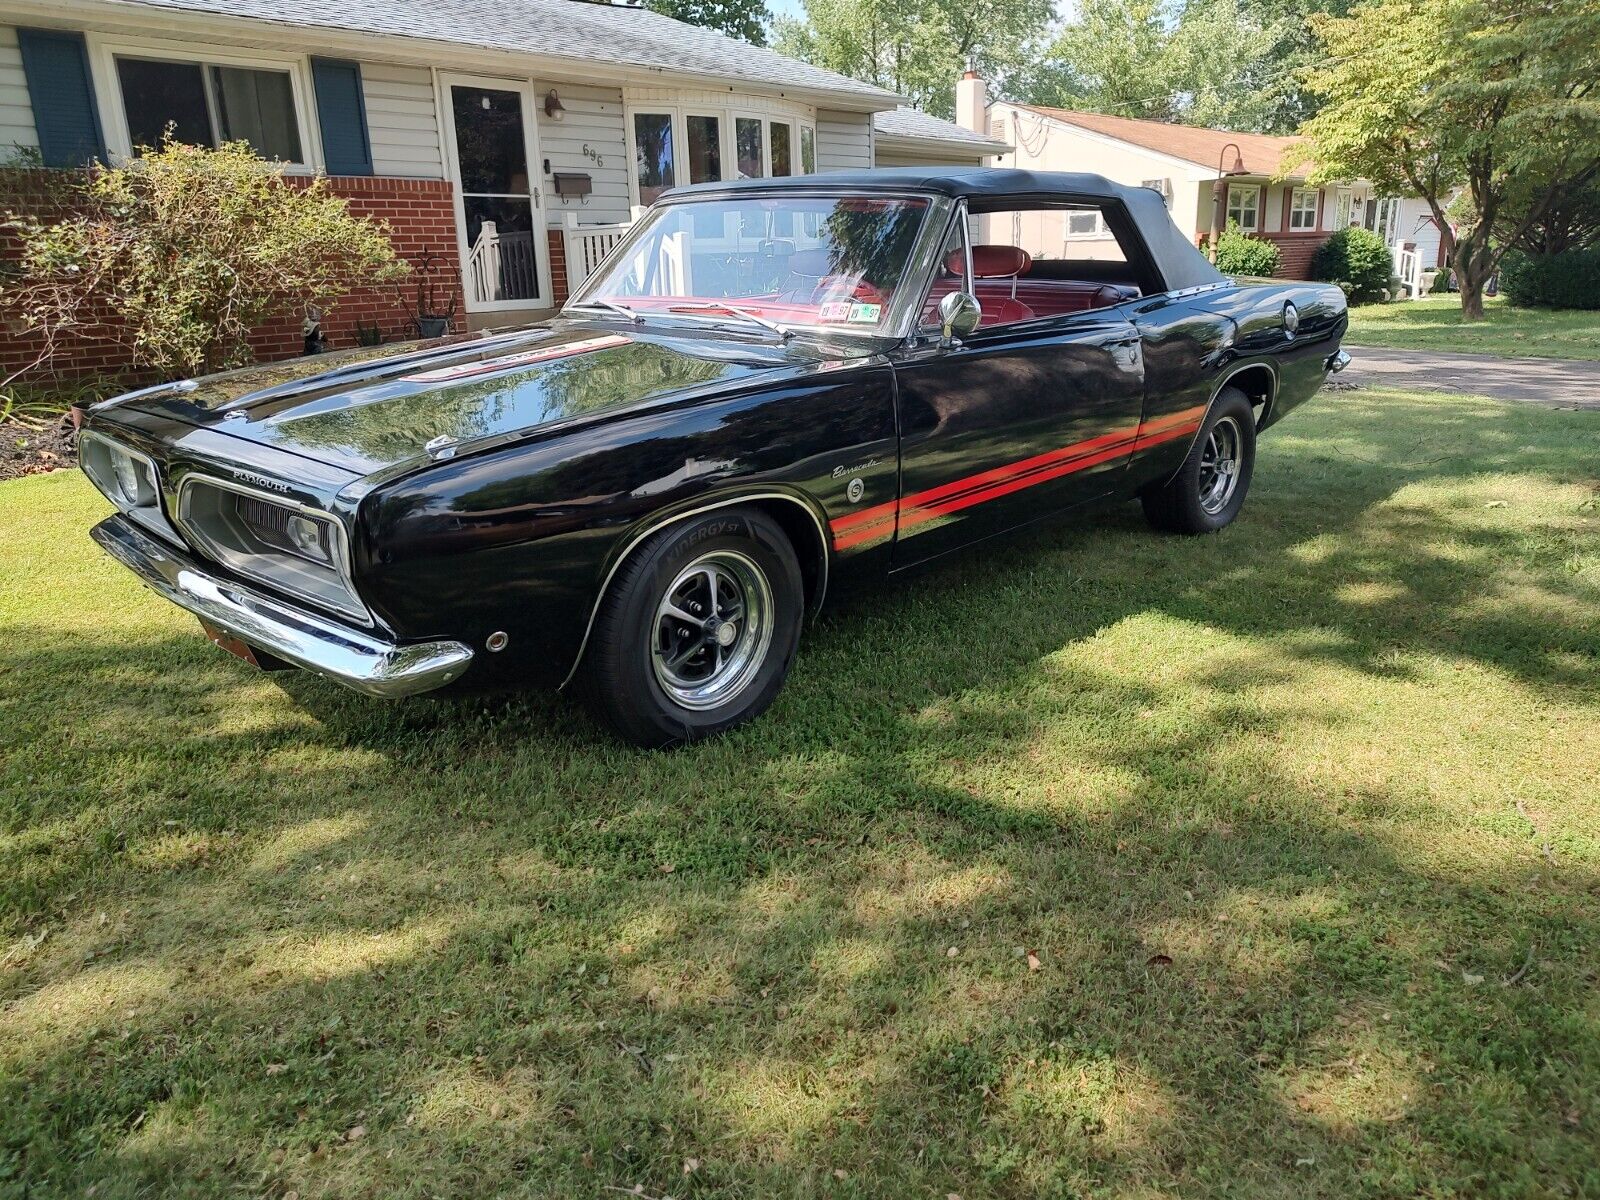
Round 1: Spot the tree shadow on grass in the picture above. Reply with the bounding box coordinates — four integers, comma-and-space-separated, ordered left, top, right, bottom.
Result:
3, 391, 1598, 1197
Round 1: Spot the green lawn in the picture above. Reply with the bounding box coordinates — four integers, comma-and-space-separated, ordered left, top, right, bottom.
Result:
3, 388, 1599, 1199
1344, 294, 1600, 360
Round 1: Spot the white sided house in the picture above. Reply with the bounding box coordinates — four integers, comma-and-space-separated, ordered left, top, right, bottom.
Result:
0, 0, 1005, 370
965, 90, 1435, 290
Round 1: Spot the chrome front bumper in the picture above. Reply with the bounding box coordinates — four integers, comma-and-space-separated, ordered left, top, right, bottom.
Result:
91, 516, 473, 698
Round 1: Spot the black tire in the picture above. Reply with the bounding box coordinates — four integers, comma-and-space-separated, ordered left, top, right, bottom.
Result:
1140, 387, 1257, 534
578, 506, 804, 747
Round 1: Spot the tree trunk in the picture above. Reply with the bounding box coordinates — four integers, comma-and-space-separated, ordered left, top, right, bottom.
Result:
1451, 230, 1495, 322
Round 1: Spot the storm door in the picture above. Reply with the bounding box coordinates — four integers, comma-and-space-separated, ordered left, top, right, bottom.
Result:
442, 76, 548, 311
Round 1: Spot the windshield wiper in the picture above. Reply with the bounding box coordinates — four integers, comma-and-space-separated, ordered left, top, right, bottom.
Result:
569, 298, 642, 324
666, 302, 792, 340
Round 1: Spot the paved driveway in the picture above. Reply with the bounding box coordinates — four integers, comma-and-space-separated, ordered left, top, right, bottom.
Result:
1342, 346, 1600, 409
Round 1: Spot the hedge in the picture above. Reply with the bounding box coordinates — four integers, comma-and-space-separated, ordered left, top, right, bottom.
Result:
1213, 223, 1282, 277
1311, 227, 1392, 303
1499, 249, 1600, 310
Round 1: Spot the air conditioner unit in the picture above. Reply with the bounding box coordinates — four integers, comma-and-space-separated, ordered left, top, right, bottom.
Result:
1142, 178, 1173, 206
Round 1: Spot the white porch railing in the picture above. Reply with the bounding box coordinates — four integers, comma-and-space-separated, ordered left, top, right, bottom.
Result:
1392, 242, 1423, 299
562, 210, 642, 294
466, 222, 539, 305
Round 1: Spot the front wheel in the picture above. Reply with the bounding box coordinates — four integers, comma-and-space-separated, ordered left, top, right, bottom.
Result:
578, 507, 804, 747
1140, 388, 1257, 534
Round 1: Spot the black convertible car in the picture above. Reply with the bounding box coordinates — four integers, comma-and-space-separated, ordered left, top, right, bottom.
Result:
82, 167, 1348, 745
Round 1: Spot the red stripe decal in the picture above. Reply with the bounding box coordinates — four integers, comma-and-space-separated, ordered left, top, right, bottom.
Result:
828, 404, 1209, 550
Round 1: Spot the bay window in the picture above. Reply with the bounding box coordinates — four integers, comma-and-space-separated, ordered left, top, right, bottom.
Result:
628, 101, 815, 204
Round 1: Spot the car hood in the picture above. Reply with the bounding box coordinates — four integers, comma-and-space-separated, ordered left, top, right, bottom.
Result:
106, 320, 878, 478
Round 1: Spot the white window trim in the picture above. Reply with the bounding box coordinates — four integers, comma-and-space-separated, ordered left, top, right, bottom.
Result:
87, 34, 322, 171
435, 70, 551, 314
623, 98, 814, 209
1289, 187, 1318, 231
1063, 207, 1110, 240
1226, 184, 1261, 232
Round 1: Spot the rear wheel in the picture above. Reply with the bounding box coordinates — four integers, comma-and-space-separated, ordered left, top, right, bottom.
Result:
579, 507, 803, 747
1141, 387, 1257, 534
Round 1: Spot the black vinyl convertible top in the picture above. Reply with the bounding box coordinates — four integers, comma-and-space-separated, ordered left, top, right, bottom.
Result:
662, 167, 1226, 293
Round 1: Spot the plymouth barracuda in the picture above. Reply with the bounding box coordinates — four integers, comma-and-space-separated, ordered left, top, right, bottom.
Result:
81, 167, 1349, 745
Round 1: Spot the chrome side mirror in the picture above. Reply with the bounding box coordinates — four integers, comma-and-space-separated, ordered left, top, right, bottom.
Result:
939, 291, 982, 345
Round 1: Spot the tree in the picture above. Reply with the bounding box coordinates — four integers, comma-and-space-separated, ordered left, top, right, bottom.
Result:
1298, 0, 1600, 319
1016, 0, 1286, 132
2, 139, 408, 377
772, 0, 1054, 118
643, 0, 771, 45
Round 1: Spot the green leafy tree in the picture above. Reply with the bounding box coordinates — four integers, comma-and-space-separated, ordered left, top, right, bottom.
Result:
2, 138, 408, 376
773, 0, 1054, 118
644, 0, 771, 45
1297, 0, 1600, 319
1015, 0, 1286, 131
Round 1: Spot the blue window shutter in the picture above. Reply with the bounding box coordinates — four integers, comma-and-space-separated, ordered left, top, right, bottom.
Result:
311, 58, 373, 176
17, 29, 105, 168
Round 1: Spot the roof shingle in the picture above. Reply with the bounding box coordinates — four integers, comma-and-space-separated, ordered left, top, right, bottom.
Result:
1014, 105, 1306, 176
103, 0, 900, 104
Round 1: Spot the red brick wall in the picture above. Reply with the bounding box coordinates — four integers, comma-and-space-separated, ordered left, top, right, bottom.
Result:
547, 228, 570, 308
1262, 232, 1330, 281
0, 171, 465, 385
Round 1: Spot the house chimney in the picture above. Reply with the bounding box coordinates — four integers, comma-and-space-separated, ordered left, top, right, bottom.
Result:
956, 63, 986, 135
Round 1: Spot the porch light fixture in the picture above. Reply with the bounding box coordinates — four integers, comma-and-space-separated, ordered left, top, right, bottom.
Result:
1207, 141, 1249, 262
544, 90, 567, 121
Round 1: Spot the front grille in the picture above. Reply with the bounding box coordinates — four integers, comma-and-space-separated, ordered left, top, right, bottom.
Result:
176, 477, 369, 623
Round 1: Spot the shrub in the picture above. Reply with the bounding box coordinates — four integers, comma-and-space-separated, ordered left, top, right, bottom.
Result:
1499, 249, 1600, 309
1310, 227, 1392, 303
2, 139, 408, 378
1213, 222, 1282, 277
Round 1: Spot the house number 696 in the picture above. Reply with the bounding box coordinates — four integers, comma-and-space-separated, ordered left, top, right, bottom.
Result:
582, 144, 605, 168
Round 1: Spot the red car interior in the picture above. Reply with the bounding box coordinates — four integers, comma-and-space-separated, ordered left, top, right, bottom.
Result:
923, 245, 1142, 328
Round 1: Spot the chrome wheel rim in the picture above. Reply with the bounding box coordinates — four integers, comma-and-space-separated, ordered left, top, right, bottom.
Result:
1198, 416, 1244, 516
651, 550, 774, 711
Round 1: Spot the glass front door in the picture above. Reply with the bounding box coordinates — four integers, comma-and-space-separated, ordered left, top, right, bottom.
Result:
447, 82, 543, 309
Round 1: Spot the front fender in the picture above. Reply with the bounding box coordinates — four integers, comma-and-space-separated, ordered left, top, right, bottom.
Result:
354, 364, 897, 689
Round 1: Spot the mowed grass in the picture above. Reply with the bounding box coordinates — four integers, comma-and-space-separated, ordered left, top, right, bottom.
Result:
3, 387, 1599, 1199
1344, 294, 1600, 360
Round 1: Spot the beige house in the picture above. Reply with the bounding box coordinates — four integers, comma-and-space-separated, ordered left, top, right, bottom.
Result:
961, 85, 1386, 281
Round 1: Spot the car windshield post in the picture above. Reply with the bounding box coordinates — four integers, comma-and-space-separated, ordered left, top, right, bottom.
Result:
566, 191, 939, 338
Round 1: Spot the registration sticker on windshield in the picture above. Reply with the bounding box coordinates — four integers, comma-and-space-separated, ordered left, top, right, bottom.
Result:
847, 302, 882, 324
818, 301, 851, 323
400, 334, 632, 383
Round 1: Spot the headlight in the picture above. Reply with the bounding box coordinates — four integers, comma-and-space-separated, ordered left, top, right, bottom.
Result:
80, 432, 174, 540
177, 477, 368, 622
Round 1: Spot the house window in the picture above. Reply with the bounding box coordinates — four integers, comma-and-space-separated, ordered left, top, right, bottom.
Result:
685, 115, 722, 184
800, 125, 816, 174
1065, 208, 1108, 239
735, 117, 763, 179
1226, 185, 1260, 232
114, 55, 302, 161
769, 120, 792, 176
633, 112, 676, 205
1288, 187, 1318, 231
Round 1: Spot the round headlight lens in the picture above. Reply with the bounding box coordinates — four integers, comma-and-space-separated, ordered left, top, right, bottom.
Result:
286, 514, 331, 563
112, 452, 142, 504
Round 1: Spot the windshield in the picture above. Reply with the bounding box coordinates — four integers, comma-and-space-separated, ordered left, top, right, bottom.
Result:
569, 194, 932, 334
